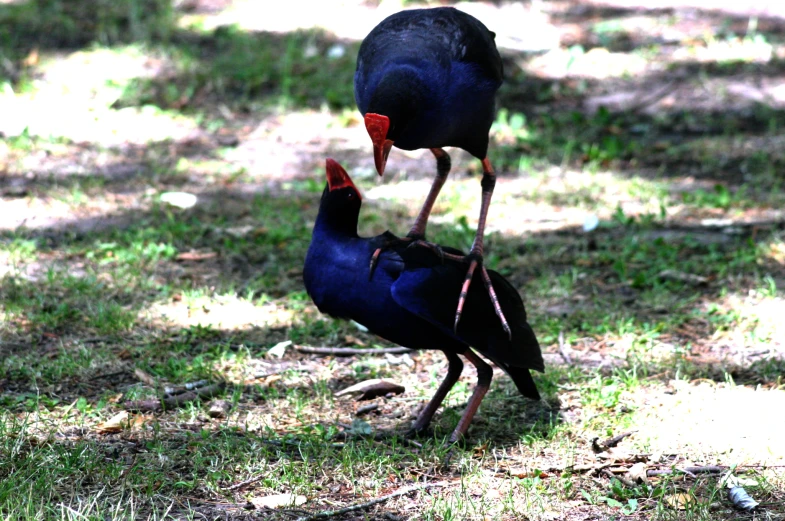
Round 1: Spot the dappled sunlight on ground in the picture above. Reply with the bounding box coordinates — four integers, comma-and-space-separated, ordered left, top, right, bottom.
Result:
0, 46, 200, 145
634, 381, 785, 466
3, 0, 785, 518
142, 293, 297, 331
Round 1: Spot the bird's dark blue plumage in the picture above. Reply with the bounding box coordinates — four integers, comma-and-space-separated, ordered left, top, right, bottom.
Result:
354, 7, 510, 341
304, 159, 543, 442
354, 7, 503, 157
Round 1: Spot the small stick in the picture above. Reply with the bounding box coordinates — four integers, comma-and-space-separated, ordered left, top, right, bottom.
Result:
601, 468, 635, 488
164, 379, 211, 396
293, 482, 444, 521
355, 403, 379, 416
646, 465, 726, 477
558, 331, 572, 365
124, 383, 225, 412
223, 474, 264, 492
254, 368, 308, 379
294, 345, 413, 356
600, 431, 635, 449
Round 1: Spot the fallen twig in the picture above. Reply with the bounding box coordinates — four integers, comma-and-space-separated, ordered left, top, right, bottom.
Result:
355, 403, 379, 416
558, 331, 572, 365
164, 379, 211, 396
601, 468, 635, 488
647, 465, 726, 477
294, 482, 444, 521
223, 474, 264, 492
336, 379, 405, 400
124, 383, 225, 412
593, 431, 636, 451
294, 345, 413, 356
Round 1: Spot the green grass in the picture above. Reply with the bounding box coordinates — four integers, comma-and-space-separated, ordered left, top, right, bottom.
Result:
2, 1, 785, 520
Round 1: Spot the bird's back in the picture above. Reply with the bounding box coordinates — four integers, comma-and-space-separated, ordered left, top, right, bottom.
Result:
304, 231, 469, 354
356, 8, 502, 84
390, 245, 543, 374
355, 8, 503, 155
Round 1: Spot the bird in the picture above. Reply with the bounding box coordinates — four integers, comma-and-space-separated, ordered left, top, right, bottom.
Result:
303, 158, 543, 443
354, 7, 507, 336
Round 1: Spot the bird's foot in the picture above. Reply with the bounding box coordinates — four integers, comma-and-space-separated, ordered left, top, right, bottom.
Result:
440, 438, 467, 469
369, 233, 414, 280
449, 251, 512, 340
368, 233, 443, 280
405, 237, 445, 263
404, 425, 434, 439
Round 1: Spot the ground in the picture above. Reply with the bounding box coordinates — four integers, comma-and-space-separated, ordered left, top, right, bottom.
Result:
1, 0, 785, 519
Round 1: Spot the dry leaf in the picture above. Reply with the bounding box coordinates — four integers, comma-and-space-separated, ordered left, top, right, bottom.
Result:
664, 493, 694, 510
627, 462, 649, 484
335, 379, 405, 400
175, 251, 217, 261
249, 493, 307, 509
720, 472, 758, 489
130, 415, 150, 430
160, 191, 197, 209
473, 442, 489, 458
658, 269, 708, 286
95, 411, 130, 434
267, 341, 292, 359
208, 400, 231, 419
22, 48, 39, 67
344, 335, 367, 347
134, 368, 158, 386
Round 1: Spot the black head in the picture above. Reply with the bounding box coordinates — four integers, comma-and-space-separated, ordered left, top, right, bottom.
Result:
317, 158, 363, 236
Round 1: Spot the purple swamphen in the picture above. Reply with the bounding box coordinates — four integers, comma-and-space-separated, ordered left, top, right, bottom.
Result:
303, 158, 543, 443
354, 7, 507, 336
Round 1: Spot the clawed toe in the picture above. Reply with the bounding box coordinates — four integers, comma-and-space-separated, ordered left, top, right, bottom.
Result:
452, 252, 512, 340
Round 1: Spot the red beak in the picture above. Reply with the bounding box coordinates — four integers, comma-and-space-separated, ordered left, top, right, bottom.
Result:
326, 158, 360, 198
364, 113, 394, 176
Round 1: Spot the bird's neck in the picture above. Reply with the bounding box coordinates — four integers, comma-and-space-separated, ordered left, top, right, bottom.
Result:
313, 207, 360, 240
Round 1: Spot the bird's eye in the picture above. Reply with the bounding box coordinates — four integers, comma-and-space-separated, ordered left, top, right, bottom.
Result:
347, 192, 354, 199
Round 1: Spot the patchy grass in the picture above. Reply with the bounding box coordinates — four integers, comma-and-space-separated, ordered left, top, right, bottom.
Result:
2, 1, 785, 520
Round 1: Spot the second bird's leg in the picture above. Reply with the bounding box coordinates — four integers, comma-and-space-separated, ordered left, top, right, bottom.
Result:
440, 350, 492, 465
408, 350, 463, 436
369, 148, 451, 278
445, 157, 511, 339
448, 350, 493, 443
407, 148, 451, 239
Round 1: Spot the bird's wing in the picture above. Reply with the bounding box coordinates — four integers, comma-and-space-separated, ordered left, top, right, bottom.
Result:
390, 248, 542, 372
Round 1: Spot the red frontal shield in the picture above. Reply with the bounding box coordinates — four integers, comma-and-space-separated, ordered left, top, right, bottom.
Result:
364, 113, 394, 175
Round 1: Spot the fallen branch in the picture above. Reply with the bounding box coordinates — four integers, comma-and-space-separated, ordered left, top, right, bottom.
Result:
647, 465, 726, 477
294, 345, 413, 356
124, 383, 225, 412
294, 482, 444, 521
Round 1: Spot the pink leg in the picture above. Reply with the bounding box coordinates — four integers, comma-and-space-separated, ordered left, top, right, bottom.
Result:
452, 158, 511, 338
369, 148, 451, 279
449, 349, 493, 443
410, 350, 463, 434
408, 148, 451, 238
